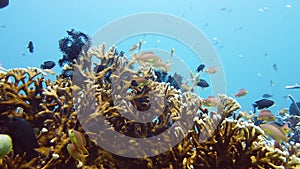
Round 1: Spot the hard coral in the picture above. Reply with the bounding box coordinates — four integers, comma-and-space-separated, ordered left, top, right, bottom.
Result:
0, 44, 299, 169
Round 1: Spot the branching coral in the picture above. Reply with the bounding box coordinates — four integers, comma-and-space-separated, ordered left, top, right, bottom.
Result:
0, 44, 299, 169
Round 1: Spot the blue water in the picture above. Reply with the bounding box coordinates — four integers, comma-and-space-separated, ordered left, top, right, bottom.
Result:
1, 1, 299, 114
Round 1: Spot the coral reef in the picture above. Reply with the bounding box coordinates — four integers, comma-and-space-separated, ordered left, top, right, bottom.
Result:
0, 44, 299, 169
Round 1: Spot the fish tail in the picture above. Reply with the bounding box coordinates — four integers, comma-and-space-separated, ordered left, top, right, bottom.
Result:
287, 94, 300, 113
252, 104, 257, 114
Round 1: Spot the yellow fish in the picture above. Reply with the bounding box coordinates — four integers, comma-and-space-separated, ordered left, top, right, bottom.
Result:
279, 108, 288, 116
68, 130, 89, 156
132, 76, 151, 87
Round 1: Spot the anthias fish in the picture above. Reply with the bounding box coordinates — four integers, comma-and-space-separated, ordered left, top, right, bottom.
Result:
234, 88, 248, 98
257, 109, 276, 122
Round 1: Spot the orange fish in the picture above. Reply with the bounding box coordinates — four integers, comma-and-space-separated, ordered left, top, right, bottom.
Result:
233, 88, 248, 98
153, 60, 172, 72
203, 96, 220, 107
132, 51, 161, 64
257, 109, 276, 121
204, 66, 218, 74
270, 123, 290, 135
260, 123, 290, 142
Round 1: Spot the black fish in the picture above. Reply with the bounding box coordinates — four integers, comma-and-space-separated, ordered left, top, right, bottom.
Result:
4, 117, 39, 160
196, 64, 205, 72
196, 79, 209, 88
131, 80, 138, 87
262, 93, 273, 98
27, 41, 34, 53
272, 63, 278, 72
252, 99, 274, 113
40, 61, 55, 69
0, 0, 9, 9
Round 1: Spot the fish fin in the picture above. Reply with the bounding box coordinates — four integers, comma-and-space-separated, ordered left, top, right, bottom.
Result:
252, 104, 257, 114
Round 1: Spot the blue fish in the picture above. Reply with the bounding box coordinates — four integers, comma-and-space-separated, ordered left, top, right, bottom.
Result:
262, 93, 273, 98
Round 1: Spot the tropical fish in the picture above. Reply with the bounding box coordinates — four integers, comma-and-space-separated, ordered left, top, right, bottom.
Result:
2, 116, 39, 160
42, 69, 56, 75
257, 109, 276, 122
271, 123, 290, 135
40, 61, 56, 69
170, 48, 174, 58
68, 130, 88, 155
196, 64, 205, 72
0, 0, 8, 9
138, 39, 143, 51
240, 110, 255, 120
128, 43, 138, 52
204, 66, 218, 74
260, 123, 290, 142
270, 80, 274, 87
67, 143, 88, 162
233, 88, 248, 98
196, 79, 209, 89
132, 51, 161, 64
27, 41, 34, 53
272, 63, 278, 72
262, 93, 273, 98
153, 60, 171, 72
131, 76, 151, 87
203, 96, 220, 107
279, 108, 288, 116
252, 99, 274, 113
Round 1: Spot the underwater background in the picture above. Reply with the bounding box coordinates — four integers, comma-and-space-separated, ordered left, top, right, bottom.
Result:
1, 0, 300, 168
1, 0, 299, 112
